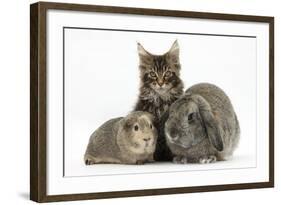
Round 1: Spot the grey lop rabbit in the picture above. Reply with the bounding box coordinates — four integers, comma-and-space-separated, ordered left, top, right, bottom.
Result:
164, 83, 240, 164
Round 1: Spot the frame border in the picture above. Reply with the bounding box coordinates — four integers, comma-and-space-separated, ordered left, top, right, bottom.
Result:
30, 1, 274, 202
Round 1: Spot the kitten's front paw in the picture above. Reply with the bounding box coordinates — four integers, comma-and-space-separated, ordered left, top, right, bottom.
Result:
199, 155, 217, 164
173, 156, 188, 164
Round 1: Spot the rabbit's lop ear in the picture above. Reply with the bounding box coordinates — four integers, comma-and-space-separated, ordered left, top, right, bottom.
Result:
200, 110, 224, 151
195, 95, 224, 151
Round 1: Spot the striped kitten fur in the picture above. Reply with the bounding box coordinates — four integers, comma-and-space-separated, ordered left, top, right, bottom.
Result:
134, 40, 184, 161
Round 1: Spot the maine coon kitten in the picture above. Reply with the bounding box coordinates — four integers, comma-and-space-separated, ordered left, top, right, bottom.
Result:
134, 40, 184, 161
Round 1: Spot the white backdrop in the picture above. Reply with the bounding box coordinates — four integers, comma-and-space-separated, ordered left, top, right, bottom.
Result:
0, 0, 280, 205
64, 28, 257, 177
47, 7, 269, 195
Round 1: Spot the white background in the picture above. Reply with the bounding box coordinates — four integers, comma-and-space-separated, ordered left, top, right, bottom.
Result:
47, 10, 268, 194
0, 0, 279, 204
64, 27, 257, 177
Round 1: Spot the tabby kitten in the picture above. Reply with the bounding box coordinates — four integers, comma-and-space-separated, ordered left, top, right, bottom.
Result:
134, 40, 184, 161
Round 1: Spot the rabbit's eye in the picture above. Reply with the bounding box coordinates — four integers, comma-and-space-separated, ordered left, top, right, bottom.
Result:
188, 113, 195, 122
134, 125, 139, 131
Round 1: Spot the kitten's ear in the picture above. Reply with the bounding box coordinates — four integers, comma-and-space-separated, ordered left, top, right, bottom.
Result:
137, 42, 151, 57
137, 42, 152, 66
167, 40, 180, 63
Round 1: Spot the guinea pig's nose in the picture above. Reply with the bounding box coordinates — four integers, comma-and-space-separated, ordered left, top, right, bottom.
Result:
143, 137, 151, 142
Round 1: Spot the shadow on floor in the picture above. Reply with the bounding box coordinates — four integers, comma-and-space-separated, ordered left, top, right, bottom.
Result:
18, 192, 29, 200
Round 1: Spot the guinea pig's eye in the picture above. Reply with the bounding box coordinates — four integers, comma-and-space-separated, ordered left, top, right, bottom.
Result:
188, 113, 195, 122
134, 125, 139, 131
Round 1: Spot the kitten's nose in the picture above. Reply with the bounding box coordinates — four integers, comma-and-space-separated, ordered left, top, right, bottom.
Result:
157, 79, 164, 86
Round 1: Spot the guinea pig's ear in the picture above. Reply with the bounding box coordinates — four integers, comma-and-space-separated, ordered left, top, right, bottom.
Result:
200, 110, 224, 151
122, 117, 134, 130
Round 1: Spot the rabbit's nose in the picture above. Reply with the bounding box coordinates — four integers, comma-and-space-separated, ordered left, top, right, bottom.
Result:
170, 128, 178, 138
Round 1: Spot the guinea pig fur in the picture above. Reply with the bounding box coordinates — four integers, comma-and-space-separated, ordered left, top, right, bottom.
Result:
84, 111, 158, 165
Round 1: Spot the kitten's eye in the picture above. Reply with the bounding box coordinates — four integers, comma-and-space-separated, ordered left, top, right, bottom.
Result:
188, 113, 195, 122
165, 71, 172, 77
134, 125, 139, 131
149, 71, 156, 78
